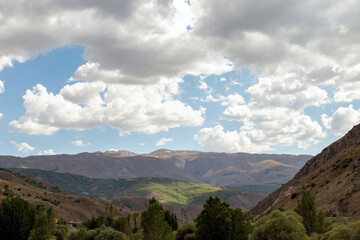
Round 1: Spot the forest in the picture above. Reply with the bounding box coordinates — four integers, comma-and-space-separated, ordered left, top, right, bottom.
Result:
1, 188, 360, 240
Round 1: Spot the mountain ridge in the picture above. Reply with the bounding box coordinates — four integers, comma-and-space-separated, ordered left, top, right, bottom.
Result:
0, 150, 312, 187
249, 124, 360, 219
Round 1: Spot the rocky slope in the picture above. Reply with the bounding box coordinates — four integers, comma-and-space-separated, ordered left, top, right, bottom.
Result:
249, 124, 360, 219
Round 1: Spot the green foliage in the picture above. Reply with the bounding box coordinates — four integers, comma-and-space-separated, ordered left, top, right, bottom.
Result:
165, 210, 178, 231
93, 225, 128, 240
295, 188, 323, 234
54, 224, 68, 240
141, 197, 173, 240
322, 224, 352, 240
175, 222, 196, 240
250, 210, 309, 240
84, 216, 106, 230
29, 205, 51, 240
0, 197, 35, 240
230, 208, 252, 240
195, 196, 251, 240
184, 233, 196, 240
2, 184, 15, 197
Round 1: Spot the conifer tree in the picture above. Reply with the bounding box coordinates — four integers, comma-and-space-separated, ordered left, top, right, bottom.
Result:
141, 197, 173, 240
195, 196, 251, 240
295, 187, 323, 234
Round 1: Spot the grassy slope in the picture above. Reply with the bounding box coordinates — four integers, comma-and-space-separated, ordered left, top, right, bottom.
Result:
10, 168, 256, 207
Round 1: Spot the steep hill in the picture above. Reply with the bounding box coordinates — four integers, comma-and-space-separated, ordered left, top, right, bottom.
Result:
9, 168, 265, 210
0, 169, 124, 222
0, 151, 311, 188
250, 124, 360, 219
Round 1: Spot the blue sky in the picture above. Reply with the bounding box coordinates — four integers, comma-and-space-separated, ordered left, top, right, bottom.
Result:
0, 0, 360, 156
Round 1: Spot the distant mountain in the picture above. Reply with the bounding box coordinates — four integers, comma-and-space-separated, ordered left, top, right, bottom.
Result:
0, 169, 124, 222
0, 153, 198, 182
10, 168, 265, 209
9, 168, 265, 222
249, 124, 360, 219
0, 150, 311, 188
146, 150, 311, 186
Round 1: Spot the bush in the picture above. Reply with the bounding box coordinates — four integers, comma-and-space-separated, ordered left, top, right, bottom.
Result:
250, 210, 309, 240
175, 222, 196, 240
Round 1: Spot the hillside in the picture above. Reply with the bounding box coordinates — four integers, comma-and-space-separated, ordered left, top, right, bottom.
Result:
0, 169, 125, 222
9, 168, 265, 209
0, 151, 311, 188
249, 124, 360, 219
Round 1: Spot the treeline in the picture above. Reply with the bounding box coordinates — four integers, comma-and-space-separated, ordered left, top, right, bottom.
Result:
1, 189, 360, 240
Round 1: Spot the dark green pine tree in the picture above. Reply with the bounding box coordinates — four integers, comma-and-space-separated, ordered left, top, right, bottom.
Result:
295, 187, 318, 235
165, 209, 178, 231
195, 196, 251, 240
141, 197, 173, 240
230, 208, 253, 240
0, 197, 36, 240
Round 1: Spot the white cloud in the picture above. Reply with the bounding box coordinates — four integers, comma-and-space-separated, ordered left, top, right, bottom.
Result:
2, 0, 360, 151
200, 94, 225, 103
221, 93, 245, 106
0, 80, 4, 93
155, 137, 174, 146
322, 105, 360, 136
72, 139, 90, 147
195, 125, 268, 153
10, 80, 205, 135
38, 149, 55, 155
0, 113, 3, 119
10, 141, 35, 153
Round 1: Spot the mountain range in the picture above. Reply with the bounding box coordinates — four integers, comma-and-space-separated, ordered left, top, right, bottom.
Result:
0, 150, 311, 188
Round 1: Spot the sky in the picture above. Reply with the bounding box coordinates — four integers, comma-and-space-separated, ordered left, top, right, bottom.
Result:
0, 0, 360, 157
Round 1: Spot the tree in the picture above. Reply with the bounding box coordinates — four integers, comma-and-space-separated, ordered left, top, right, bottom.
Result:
230, 208, 252, 240
250, 210, 309, 240
176, 222, 196, 240
141, 197, 173, 240
165, 209, 178, 231
295, 188, 323, 234
28, 205, 51, 240
195, 196, 251, 240
0, 197, 35, 240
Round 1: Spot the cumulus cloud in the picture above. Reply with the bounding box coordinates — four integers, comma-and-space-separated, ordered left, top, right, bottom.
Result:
38, 149, 55, 155
195, 125, 269, 153
155, 137, 174, 146
10, 80, 205, 135
10, 141, 35, 153
0, 0, 231, 83
322, 105, 360, 136
2, 0, 360, 151
209, 78, 328, 152
72, 139, 90, 147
